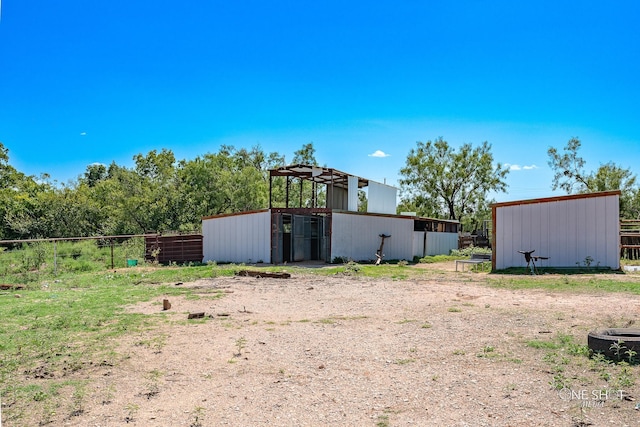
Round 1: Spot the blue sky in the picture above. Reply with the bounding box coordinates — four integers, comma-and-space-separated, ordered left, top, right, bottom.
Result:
0, 1, 638, 202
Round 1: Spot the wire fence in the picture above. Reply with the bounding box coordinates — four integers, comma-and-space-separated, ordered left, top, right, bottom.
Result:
0, 235, 154, 284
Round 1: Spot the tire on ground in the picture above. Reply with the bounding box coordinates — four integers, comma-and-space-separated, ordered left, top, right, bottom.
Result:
587, 328, 640, 360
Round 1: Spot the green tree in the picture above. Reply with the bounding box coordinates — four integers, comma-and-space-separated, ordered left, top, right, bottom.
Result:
358, 189, 367, 212
547, 137, 592, 193
548, 138, 639, 218
82, 163, 108, 187
89, 150, 182, 234
399, 138, 508, 228
176, 145, 270, 227
292, 143, 317, 165
289, 143, 322, 208
0, 142, 56, 239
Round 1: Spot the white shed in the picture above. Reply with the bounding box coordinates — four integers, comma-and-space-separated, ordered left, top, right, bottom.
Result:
492, 191, 621, 271
202, 210, 271, 264
202, 209, 459, 264
201, 164, 460, 264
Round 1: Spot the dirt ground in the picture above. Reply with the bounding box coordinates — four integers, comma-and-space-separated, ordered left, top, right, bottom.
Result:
33, 264, 640, 426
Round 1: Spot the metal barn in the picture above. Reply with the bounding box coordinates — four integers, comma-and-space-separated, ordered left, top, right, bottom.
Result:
491, 191, 621, 271
202, 165, 459, 264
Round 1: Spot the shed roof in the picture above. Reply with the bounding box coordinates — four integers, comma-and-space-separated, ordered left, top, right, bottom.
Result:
491, 190, 621, 209
269, 164, 369, 189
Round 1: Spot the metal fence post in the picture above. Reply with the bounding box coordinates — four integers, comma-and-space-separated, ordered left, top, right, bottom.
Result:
54, 240, 58, 276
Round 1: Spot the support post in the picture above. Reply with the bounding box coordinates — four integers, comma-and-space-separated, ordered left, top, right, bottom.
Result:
53, 240, 57, 276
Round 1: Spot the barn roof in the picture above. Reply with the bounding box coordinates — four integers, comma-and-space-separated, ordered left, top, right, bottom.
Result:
269, 164, 369, 189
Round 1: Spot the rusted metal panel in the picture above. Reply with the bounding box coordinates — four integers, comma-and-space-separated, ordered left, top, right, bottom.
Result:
144, 234, 203, 264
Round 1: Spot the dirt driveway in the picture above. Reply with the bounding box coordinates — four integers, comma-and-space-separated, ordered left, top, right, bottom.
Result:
57, 267, 640, 426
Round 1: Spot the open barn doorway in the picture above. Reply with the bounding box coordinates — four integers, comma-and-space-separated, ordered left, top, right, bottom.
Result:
271, 213, 325, 264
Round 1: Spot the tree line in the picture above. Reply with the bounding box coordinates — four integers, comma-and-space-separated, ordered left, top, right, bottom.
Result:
1, 137, 637, 241
0, 143, 318, 240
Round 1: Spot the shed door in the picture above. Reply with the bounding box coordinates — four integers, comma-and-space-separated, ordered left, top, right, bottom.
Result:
293, 215, 306, 261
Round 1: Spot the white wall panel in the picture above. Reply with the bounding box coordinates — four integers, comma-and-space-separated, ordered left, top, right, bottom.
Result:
413, 232, 425, 257
331, 212, 413, 261
424, 232, 458, 256
367, 181, 398, 215
202, 211, 271, 263
348, 175, 359, 212
495, 194, 619, 270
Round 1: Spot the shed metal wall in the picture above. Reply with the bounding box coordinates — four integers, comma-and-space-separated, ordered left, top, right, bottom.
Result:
411, 231, 458, 257
331, 212, 413, 261
331, 187, 348, 210
348, 175, 359, 211
494, 193, 620, 270
412, 232, 425, 258
367, 181, 398, 215
202, 210, 271, 263
425, 231, 459, 256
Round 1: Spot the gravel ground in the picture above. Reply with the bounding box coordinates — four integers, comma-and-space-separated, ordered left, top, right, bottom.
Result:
28, 266, 640, 426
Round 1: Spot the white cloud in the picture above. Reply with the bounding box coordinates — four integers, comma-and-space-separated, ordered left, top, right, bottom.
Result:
80, 132, 87, 136
505, 163, 538, 171
369, 150, 390, 158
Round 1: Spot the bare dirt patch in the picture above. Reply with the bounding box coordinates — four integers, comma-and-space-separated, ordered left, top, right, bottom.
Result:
28, 269, 640, 426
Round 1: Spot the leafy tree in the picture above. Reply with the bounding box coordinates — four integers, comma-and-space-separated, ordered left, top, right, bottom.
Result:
82, 163, 108, 187
0, 142, 16, 189
292, 143, 317, 165
358, 189, 367, 212
0, 142, 55, 239
289, 143, 321, 208
88, 149, 182, 234
547, 137, 592, 193
399, 138, 508, 228
548, 137, 640, 218
35, 182, 105, 237
176, 145, 270, 227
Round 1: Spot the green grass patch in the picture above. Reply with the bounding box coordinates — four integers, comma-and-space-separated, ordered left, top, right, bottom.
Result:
486, 275, 640, 294
526, 339, 562, 349
0, 263, 224, 423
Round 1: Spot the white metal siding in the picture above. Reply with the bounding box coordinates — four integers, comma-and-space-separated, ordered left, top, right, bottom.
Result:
495, 194, 619, 269
348, 175, 359, 211
424, 232, 458, 256
412, 232, 425, 257
367, 182, 398, 215
331, 212, 413, 261
202, 211, 271, 263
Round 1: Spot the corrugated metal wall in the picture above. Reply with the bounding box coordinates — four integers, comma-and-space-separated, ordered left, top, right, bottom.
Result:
424, 231, 458, 256
412, 231, 458, 257
331, 212, 413, 261
202, 210, 271, 263
412, 232, 425, 257
494, 193, 620, 269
